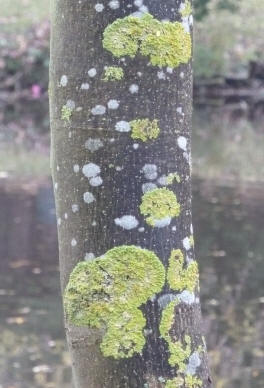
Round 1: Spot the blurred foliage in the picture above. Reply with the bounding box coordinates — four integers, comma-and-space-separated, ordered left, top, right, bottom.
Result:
194, 0, 238, 20
194, 0, 264, 78
192, 108, 264, 182
0, 0, 49, 33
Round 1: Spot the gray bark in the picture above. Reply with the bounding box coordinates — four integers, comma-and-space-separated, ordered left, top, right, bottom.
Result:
49, 0, 212, 387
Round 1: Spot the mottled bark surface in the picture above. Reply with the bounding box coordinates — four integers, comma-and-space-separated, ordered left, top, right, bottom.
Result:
50, 0, 211, 387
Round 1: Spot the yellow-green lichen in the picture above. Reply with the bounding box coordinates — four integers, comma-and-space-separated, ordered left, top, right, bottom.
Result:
64, 245, 165, 359
103, 13, 191, 68
130, 119, 160, 142
185, 375, 202, 388
160, 299, 191, 371
167, 249, 199, 292
165, 377, 184, 388
61, 105, 72, 122
140, 188, 181, 227
180, 1, 192, 17
167, 172, 181, 185
165, 376, 202, 388
102, 66, 124, 81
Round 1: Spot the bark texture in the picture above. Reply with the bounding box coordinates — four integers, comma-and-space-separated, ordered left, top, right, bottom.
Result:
50, 0, 212, 387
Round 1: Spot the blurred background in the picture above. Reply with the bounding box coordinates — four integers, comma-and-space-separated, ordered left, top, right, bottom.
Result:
0, 0, 264, 387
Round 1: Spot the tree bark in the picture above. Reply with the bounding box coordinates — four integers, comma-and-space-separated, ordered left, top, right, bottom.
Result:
50, 0, 212, 387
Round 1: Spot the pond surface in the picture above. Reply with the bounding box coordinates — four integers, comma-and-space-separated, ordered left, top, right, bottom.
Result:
0, 175, 264, 388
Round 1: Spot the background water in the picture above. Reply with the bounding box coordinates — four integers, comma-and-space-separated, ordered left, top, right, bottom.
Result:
0, 108, 264, 388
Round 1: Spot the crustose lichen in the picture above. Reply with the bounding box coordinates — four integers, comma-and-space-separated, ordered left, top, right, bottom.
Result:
140, 188, 181, 227
102, 66, 124, 81
61, 105, 73, 122
130, 118, 160, 142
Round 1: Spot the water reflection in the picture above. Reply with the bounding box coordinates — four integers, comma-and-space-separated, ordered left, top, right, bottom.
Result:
0, 177, 263, 387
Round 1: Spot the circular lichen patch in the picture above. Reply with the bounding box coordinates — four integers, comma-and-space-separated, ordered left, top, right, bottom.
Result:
130, 119, 160, 142
140, 188, 181, 227
64, 245, 165, 359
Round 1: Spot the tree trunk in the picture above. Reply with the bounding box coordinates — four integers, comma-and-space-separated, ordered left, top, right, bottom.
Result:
49, 0, 212, 387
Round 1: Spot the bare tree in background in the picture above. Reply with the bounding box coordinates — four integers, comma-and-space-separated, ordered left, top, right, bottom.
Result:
49, 0, 211, 387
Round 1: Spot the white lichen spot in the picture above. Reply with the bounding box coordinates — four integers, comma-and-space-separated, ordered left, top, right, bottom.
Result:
88, 68, 97, 77
83, 192, 95, 204
138, 227, 145, 232
81, 83, 90, 90
157, 71, 166, 80
114, 215, 139, 230
182, 17, 190, 33
108, 0, 119, 9
66, 99, 75, 109
60, 75, 68, 87
91, 105, 106, 115
153, 217, 171, 228
85, 252, 95, 261
172, 225, 177, 231
115, 121, 131, 132
142, 164, 158, 180
92, 220, 97, 226
166, 67, 173, 74
177, 290, 195, 305
180, 71, 185, 79
142, 182, 157, 193
64, 213, 68, 219
183, 236, 191, 250
56, 165, 60, 172
139, 5, 149, 13
54, 182, 58, 191
177, 107, 184, 115
73, 164, 80, 173
134, 0, 143, 6
177, 136, 187, 151
129, 84, 139, 94
71, 238, 77, 247
85, 138, 104, 152
107, 99, 120, 110
186, 352, 202, 375
190, 223, 193, 234
72, 204, 79, 213
57, 218, 62, 226
158, 293, 178, 309
89, 176, 103, 187
133, 143, 139, 150
82, 163, 101, 178
157, 175, 168, 186
94, 3, 104, 12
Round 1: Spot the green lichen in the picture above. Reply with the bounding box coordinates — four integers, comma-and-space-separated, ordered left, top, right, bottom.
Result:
160, 299, 191, 371
167, 172, 181, 185
165, 377, 184, 388
61, 105, 72, 122
140, 188, 181, 227
185, 375, 202, 388
64, 245, 165, 359
130, 119, 160, 142
103, 13, 191, 68
180, 1, 192, 17
167, 249, 199, 292
102, 66, 124, 81
165, 376, 202, 388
